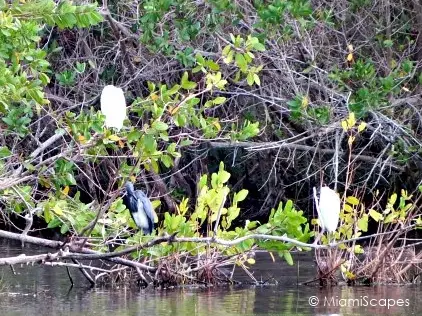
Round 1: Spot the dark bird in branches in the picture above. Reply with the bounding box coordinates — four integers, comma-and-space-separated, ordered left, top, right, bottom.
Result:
122, 181, 154, 235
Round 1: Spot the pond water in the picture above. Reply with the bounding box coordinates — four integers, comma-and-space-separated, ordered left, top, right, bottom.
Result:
1, 239, 421, 315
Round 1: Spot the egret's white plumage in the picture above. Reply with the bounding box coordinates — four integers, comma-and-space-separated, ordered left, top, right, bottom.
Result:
100, 85, 126, 130
314, 186, 341, 233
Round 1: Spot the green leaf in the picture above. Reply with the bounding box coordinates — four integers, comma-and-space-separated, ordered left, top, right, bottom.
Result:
0, 146, 12, 158
47, 217, 62, 229
128, 130, 142, 142
357, 214, 368, 232
161, 154, 173, 168
253, 42, 266, 51
143, 134, 155, 152
213, 97, 226, 105
283, 251, 294, 265
60, 223, 69, 234
235, 53, 247, 71
246, 72, 254, 86
222, 45, 231, 56
383, 40, 393, 48
180, 139, 193, 146
44, 207, 52, 223
65, 173, 76, 185
152, 121, 168, 132
253, 74, 261, 86
181, 72, 197, 90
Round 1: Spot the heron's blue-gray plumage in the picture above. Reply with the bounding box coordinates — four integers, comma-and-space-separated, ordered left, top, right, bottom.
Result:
123, 181, 154, 235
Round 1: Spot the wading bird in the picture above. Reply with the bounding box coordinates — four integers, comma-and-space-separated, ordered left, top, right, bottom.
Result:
313, 186, 341, 242
122, 181, 154, 235
100, 85, 126, 130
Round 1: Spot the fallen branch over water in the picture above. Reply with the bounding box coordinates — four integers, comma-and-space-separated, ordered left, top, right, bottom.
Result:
0, 224, 418, 286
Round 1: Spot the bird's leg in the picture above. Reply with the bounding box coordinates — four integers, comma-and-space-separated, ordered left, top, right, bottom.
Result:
313, 228, 325, 245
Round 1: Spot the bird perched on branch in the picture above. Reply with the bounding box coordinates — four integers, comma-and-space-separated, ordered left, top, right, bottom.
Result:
100, 85, 126, 130
122, 181, 154, 235
313, 186, 341, 243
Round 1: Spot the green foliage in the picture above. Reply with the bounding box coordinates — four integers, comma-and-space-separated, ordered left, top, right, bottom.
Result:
231, 120, 260, 141
222, 34, 265, 86
18, 160, 312, 266
0, 0, 102, 135
1, 185, 34, 214
56, 62, 87, 87
329, 56, 417, 117
0, 146, 12, 158
52, 158, 76, 188
287, 95, 308, 120
256, 200, 312, 264
253, 0, 313, 33
2, 104, 33, 136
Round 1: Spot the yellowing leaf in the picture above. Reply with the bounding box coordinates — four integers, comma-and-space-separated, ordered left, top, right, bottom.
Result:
150, 93, 159, 101
347, 53, 354, 62
347, 112, 356, 127
390, 59, 397, 69
346, 196, 359, 206
39, 177, 51, 188
61, 186, 70, 196
369, 209, 383, 222
169, 105, 180, 115
343, 204, 354, 213
348, 135, 355, 145
212, 120, 221, 131
247, 258, 256, 265
53, 204, 63, 216
389, 193, 398, 205
357, 122, 367, 132
235, 189, 249, 202
118, 140, 125, 148
108, 135, 120, 141
151, 199, 161, 209
354, 244, 364, 254
129, 175, 137, 182
301, 96, 309, 108
341, 120, 348, 131
78, 135, 86, 144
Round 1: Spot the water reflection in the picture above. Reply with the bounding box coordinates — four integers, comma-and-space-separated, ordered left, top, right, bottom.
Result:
1, 240, 421, 315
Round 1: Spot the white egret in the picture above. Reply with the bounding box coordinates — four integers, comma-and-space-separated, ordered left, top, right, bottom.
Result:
100, 85, 126, 130
313, 186, 341, 243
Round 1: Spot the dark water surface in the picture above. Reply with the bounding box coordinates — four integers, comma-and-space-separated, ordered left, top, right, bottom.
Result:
1, 239, 421, 315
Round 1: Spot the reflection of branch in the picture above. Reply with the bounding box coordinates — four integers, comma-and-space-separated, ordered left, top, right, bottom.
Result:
71, 258, 95, 286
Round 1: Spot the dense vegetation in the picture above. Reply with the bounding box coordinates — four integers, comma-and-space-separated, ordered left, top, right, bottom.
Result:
1, 0, 422, 286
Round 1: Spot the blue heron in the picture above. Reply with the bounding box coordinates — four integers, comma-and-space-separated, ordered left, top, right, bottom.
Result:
122, 181, 154, 235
